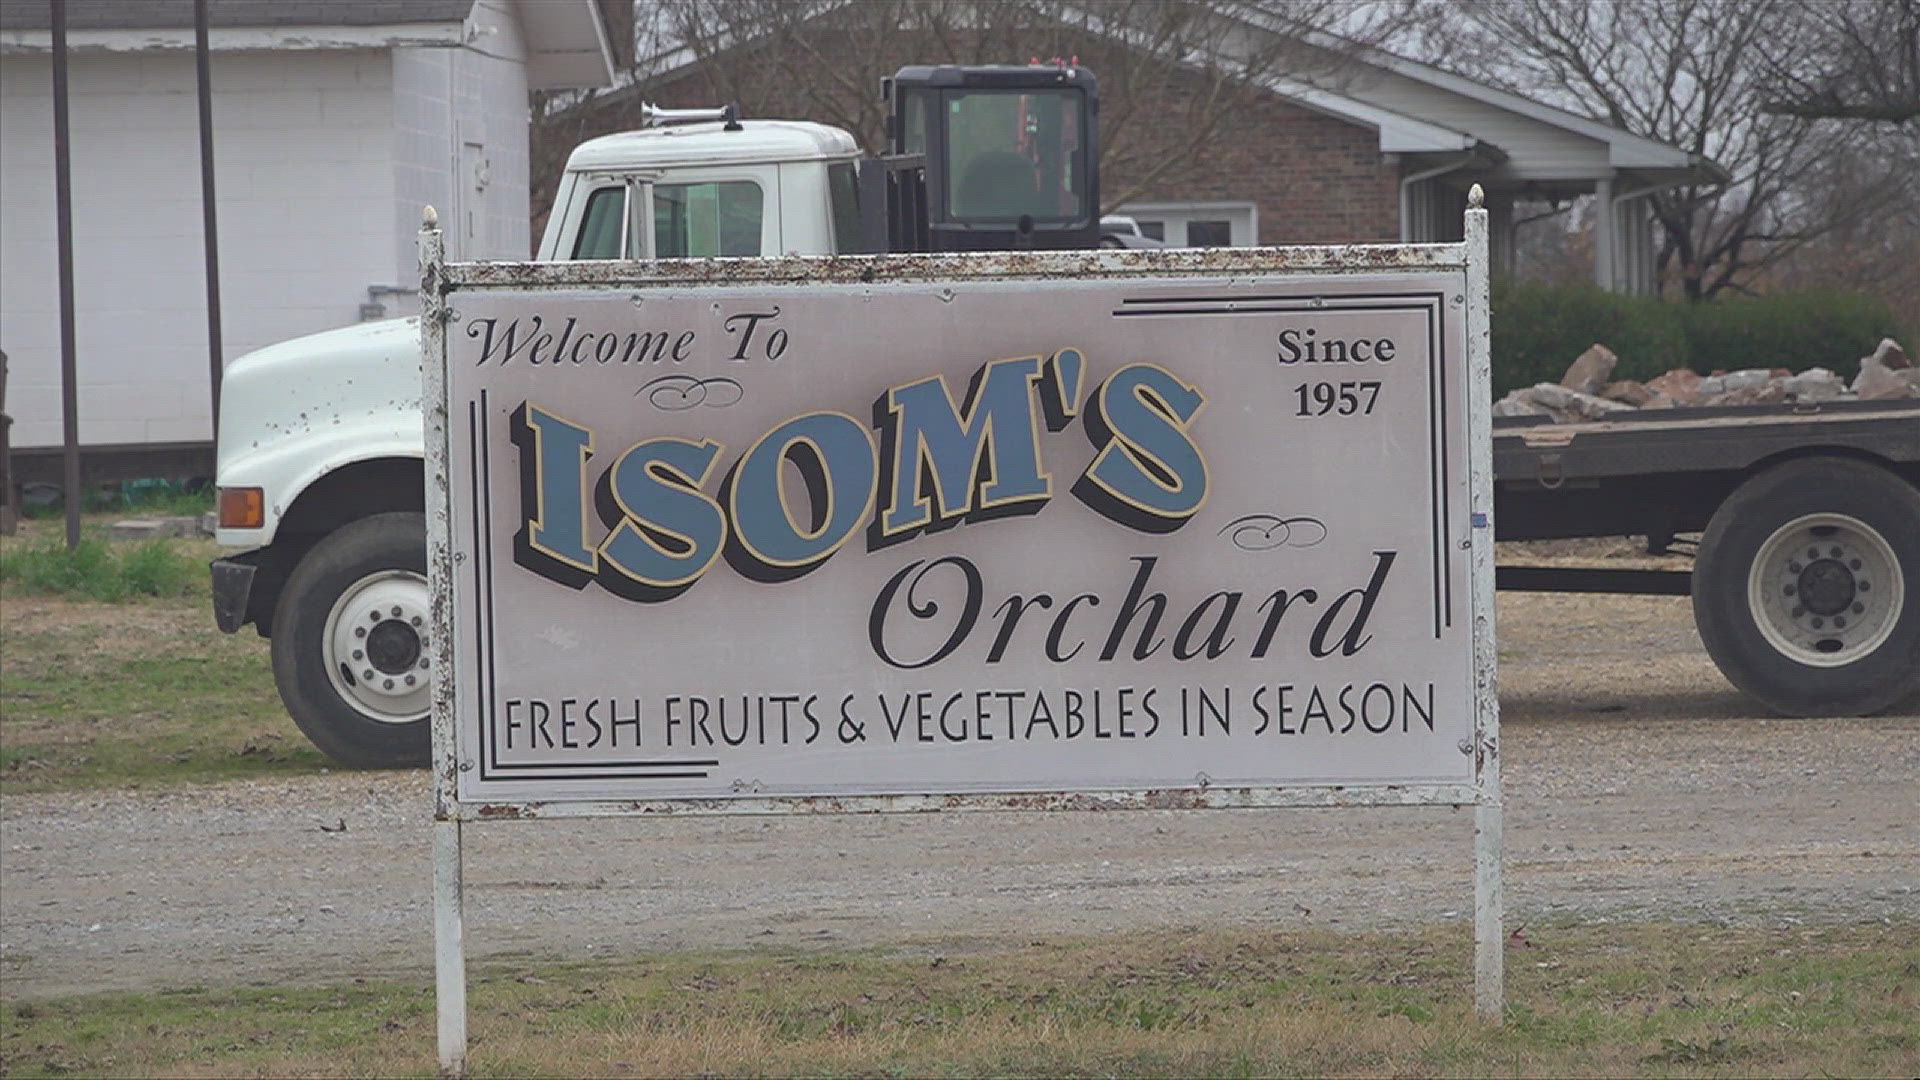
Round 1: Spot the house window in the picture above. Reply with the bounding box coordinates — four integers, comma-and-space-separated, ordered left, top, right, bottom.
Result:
1186, 220, 1232, 247
1115, 202, 1258, 247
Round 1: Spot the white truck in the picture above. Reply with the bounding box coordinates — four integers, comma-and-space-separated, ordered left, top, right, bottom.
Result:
210, 115, 881, 766
212, 72, 1920, 769
213, 65, 1120, 766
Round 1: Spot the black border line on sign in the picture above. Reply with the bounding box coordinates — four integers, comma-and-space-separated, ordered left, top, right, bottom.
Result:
466, 284, 1462, 783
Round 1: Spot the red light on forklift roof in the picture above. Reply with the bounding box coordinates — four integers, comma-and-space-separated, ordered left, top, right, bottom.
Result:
218, 487, 264, 530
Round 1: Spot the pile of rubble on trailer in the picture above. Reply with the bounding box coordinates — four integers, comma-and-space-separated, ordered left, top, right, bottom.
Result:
1493, 337, 1919, 422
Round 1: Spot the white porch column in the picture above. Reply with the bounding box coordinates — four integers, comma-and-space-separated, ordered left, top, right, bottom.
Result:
1593, 176, 1615, 290
1618, 196, 1653, 295
1486, 190, 1514, 277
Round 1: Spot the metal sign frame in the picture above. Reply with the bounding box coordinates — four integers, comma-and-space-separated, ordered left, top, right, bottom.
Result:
418, 192, 1500, 1073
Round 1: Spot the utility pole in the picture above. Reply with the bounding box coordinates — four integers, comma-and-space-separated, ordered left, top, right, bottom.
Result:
51, 0, 80, 550
195, 0, 225, 438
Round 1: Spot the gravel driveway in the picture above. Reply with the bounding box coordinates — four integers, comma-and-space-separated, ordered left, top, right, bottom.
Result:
3, 590, 1915, 998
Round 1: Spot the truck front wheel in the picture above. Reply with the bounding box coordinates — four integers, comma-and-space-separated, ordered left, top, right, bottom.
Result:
271, 512, 431, 767
1694, 457, 1920, 716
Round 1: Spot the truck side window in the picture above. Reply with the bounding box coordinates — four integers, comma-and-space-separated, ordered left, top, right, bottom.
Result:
901, 91, 928, 155
571, 186, 626, 259
654, 181, 762, 257
827, 163, 861, 254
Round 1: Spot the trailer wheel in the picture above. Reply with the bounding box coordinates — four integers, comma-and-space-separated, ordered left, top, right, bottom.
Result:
1694, 456, 1920, 716
271, 512, 431, 767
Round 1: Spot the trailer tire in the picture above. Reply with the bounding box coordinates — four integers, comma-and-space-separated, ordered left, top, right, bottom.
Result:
271, 512, 431, 768
1693, 456, 1920, 717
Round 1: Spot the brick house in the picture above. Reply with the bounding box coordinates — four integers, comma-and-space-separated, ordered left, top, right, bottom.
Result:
535, 9, 1719, 291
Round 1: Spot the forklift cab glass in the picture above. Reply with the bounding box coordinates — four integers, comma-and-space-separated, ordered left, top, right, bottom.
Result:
943, 90, 1085, 222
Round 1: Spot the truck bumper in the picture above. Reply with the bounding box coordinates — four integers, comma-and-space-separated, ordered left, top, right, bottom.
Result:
210, 556, 260, 634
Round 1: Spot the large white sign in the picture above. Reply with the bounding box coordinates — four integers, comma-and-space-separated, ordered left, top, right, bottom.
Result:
434, 264, 1477, 805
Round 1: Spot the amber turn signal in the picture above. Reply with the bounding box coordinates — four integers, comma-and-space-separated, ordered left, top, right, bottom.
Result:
218, 487, 265, 529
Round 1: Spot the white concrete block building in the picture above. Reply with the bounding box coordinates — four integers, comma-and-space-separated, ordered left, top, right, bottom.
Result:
0, 0, 615, 456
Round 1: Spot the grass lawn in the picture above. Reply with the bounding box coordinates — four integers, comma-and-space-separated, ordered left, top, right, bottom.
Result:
1, 515, 335, 791
2, 921, 1915, 1077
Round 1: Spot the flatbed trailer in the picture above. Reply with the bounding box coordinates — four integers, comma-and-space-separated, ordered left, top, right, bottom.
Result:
1491, 398, 1920, 716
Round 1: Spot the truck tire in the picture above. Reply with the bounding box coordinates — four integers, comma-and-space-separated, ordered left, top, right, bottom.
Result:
1693, 456, 1920, 717
271, 512, 431, 767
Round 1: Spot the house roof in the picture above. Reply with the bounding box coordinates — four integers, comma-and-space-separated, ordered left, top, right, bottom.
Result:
0, 0, 617, 90
1214, 8, 1726, 186
1260, 74, 1500, 159
1344, 43, 1715, 174
0, 1, 477, 31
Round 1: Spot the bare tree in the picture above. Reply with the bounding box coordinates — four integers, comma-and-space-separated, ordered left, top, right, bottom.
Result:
537, 1, 1415, 217
1757, 124, 1920, 321
1413, 0, 1913, 301
1759, 0, 1920, 123
1509, 198, 1596, 285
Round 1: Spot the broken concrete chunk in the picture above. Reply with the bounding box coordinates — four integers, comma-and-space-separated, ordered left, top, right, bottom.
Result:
1644, 368, 1704, 406
1866, 337, 1911, 370
108, 516, 202, 540
1491, 394, 1551, 418
1600, 379, 1656, 406
1854, 357, 1920, 400
1559, 343, 1619, 395
1509, 338, 1914, 421
1854, 357, 1900, 398
1780, 367, 1847, 402
1717, 368, 1776, 392
1527, 382, 1636, 421
1702, 382, 1788, 408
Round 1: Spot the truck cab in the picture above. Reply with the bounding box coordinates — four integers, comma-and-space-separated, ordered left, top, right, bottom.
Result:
885, 64, 1100, 251
537, 116, 864, 261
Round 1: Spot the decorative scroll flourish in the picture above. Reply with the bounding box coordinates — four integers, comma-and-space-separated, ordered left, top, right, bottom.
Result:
636, 374, 745, 411
1219, 513, 1328, 552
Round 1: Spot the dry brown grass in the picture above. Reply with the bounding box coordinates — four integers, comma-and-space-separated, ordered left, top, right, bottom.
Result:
3, 922, 1914, 1077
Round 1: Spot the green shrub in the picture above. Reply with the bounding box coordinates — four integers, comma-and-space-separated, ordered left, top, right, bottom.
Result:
0, 537, 118, 598
1489, 280, 1687, 395
1490, 282, 1908, 395
0, 536, 198, 601
119, 538, 196, 597
1680, 291, 1905, 379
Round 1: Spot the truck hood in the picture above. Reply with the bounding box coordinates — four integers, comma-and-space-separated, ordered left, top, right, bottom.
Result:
217, 317, 424, 480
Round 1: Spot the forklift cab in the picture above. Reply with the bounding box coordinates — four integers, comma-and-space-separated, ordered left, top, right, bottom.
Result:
884, 64, 1100, 251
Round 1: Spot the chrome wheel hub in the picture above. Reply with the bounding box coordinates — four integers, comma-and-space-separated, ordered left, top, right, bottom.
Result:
323, 570, 431, 724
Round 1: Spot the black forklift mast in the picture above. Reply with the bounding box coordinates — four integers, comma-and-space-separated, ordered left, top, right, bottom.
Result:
863, 64, 1100, 253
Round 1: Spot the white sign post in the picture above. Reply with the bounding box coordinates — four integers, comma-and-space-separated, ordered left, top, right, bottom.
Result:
420, 193, 1499, 1074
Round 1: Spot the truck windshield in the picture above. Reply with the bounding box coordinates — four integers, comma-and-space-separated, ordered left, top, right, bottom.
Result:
944, 89, 1084, 222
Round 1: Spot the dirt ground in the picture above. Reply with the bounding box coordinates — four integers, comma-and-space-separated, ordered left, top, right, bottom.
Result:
2, 588, 1915, 999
